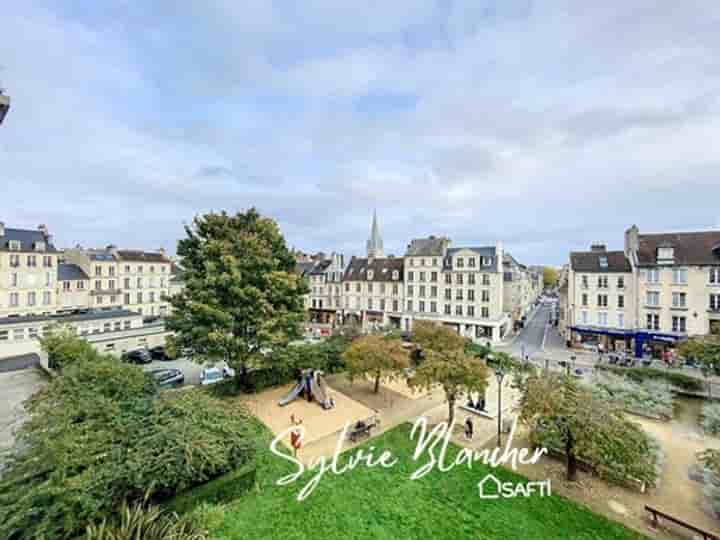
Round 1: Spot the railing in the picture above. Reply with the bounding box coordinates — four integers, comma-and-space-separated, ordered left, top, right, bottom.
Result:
645, 505, 719, 539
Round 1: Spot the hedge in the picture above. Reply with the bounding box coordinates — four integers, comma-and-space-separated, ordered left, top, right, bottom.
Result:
597, 365, 704, 392
167, 463, 257, 515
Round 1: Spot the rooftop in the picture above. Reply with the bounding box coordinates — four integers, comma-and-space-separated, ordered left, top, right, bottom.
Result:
58, 263, 89, 281
344, 256, 404, 282
570, 250, 631, 273
405, 236, 450, 256
637, 230, 720, 266
0, 226, 57, 253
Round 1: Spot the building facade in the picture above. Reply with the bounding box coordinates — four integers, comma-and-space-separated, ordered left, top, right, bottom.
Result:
565, 226, 720, 357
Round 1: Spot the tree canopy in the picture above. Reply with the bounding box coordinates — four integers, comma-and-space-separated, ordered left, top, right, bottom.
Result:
166, 209, 308, 381
342, 334, 409, 393
408, 322, 488, 426
543, 266, 559, 289
0, 351, 257, 540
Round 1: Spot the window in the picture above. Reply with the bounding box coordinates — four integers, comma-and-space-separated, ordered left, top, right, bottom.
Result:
581, 293, 588, 307
137, 277, 143, 288
711, 294, 720, 312
392, 284, 399, 295
456, 290, 463, 301
482, 274, 490, 286
380, 299, 385, 311
645, 268, 660, 283
658, 247, 674, 261
345, 283, 350, 292
408, 271, 414, 281
419, 272, 426, 282
431, 286, 437, 297
456, 257, 464, 268
445, 274, 452, 284
149, 292, 155, 303
672, 292, 687, 308
45, 272, 52, 286
598, 312, 608, 326
0, 330, 7, 341
617, 276, 625, 289
95, 280, 102, 291
124, 278, 131, 288
468, 274, 476, 285
618, 295, 624, 308
355, 283, 361, 293
8, 240, 21, 251
96, 296, 103, 305
138, 266, 143, 273
124, 293, 131, 305
9, 254, 20, 267
431, 272, 438, 282
580, 310, 588, 324
27, 255, 37, 267
77, 281, 85, 290
672, 316, 687, 333
407, 300, 413, 312
380, 283, 386, 294
63, 281, 71, 291
646, 291, 660, 306
10, 273, 18, 287
392, 270, 399, 280
481, 307, 489, 318
710, 268, 720, 284
646, 313, 660, 330
124, 265, 130, 273
28, 327, 38, 339
597, 276, 608, 289
367, 298, 373, 310
456, 274, 464, 285
444, 304, 451, 315
617, 313, 625, 328
367, 270, 374, 280
482, 290, 490, 302
393, 300, 399, 312
27, 292, 36, 306
581, 275, 588, 288
124, 320, 132, 330
108, 279, 115, 290
468, 257, 476, 268
455, 305, 463, 316
13, 329, 25, 341
432, 258, 437, 266
672, 268, 687, 284
367, 283, 373, 293
468, 290, 475, 302
409, 259, 415, 267
109, 266, 115, 277
599, 256, 608, 268
137, 292, 143, 304
597, 294, 608, 307
407, 285, 414, 297
419, 301, 425, 312
10, 293, 19, 306
43, 256, 52, 267
468, 305, 475, 317
43, 292, 51, 305
445, 289, 452, 300
95, 266, 102, 276
419, 285, 426, 297
150, 266, 155, 273
430, 301, 437, 313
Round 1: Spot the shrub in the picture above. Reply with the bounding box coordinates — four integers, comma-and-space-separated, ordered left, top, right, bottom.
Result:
167, 464, 257, 514
39, 324, 101, 371
702, 403, 720, 435
597, 365, 704, 392
84, 499, 207, 540
588, 372, 674, 420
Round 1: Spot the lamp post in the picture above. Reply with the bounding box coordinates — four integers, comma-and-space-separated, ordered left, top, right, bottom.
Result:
495, 367, 506, 447
569, 355, 576, 376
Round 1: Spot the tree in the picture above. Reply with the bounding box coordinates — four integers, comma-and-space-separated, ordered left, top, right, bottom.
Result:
0, 351, 257, 540
543, 266, 559, 289
678, 336, 720, 398
519, 372, 658, 484
166, 209, 308, 384
39, 324, 100, 371
342, 334, 409, 393
407, 322, 488, 426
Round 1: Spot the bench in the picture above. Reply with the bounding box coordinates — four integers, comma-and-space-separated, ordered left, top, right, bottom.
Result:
348, 418, 380, 443
645, 505, 719, 540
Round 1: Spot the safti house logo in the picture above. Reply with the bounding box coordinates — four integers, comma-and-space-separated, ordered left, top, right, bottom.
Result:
477, 473, 552, 499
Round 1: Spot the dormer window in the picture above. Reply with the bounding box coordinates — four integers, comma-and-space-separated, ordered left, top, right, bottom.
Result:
392, 270, 399, 280
8, 240, 21, 251
657, 246, 674, 263
599, 256, 608, 268
367, 270, 374, 280
34, 241, 45, 251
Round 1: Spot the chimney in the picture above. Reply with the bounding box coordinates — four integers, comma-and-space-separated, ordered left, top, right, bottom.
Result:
38, 224, 48, 237
0, 221, 4, 236
106, 244, 118, 255
159, 247, 167, 256
590, 244, 606, 252
624, 225, 639, 258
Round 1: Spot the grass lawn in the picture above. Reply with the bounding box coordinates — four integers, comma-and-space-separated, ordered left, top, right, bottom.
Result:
198, 424, 648, 540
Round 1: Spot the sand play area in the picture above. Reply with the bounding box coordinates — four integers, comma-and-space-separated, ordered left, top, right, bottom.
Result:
243, 383, 377, 447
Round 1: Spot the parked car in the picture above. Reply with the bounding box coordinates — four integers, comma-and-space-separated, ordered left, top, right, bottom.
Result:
200, 367, 225, 386
122, 349, 152, 364
148, 368, 184, 388
149, 345, 171, 361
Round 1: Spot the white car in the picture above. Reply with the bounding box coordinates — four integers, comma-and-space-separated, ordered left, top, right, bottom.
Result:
200, 365, 235, 385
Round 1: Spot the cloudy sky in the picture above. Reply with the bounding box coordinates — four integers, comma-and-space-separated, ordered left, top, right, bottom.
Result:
2, 1, 719, 265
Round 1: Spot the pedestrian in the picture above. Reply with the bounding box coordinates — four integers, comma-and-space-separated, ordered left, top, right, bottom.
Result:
290, 417, 303, 457
464, 417, 474, 441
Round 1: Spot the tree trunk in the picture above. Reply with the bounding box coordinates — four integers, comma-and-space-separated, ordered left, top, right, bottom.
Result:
565, 436, 578, 482
447, 393, 456, 427
374, 372, 381, 394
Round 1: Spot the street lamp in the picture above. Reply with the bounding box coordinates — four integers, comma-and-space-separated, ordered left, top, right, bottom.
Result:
569, 355, 576, 376
495, 367, 506, 447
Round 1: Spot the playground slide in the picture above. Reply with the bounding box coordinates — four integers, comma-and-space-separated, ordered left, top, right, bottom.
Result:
278, 381, 305, 406
309, 375, 330, 408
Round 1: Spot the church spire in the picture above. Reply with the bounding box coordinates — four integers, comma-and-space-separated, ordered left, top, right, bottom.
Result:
366, 209, 384, 258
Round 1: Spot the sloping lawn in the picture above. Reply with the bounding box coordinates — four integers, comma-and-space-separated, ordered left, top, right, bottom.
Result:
201, 424, 647, 540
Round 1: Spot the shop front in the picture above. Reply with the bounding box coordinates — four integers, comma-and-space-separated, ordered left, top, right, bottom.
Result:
568, 326, 634, 353
633, 331, 686, 359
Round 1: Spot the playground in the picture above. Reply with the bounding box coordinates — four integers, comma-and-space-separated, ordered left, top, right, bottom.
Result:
242, 381, 376, 448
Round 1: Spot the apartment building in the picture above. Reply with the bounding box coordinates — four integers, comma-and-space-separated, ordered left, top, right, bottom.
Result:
57, 263, 90, 312
0, 223, 59, 318
503, 254, 540, 326
401, 237, 509, 343
342, 256, 405, 329
306, 253, 346, 324
565, 226, 720, 358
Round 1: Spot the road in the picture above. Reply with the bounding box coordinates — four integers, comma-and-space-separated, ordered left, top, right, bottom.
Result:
504, 302, 553, 359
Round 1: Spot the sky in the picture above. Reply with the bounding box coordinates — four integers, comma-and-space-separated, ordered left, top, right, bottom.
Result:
1, 1, 719, 265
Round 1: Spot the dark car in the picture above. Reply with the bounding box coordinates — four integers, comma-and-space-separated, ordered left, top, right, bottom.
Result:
148, 368, 184, 388
122, 349, 152, 364
149, 345, 171, 361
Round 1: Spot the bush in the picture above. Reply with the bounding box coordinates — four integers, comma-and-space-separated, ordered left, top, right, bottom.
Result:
702, 403, 720, 435
40, 324, 101, 371
597, 365, 704, 392
84, 499, 207, 540
588, 372, 674, 420
167, 464, 257, 515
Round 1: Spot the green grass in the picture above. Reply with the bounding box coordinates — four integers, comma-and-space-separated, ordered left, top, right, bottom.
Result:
194, 424, 647, 540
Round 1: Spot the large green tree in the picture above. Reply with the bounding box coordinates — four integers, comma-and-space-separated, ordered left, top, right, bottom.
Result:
0, 350, 257, 540
543, 266, 559, 289
408, 321, 489, 426
167, 209, 308, 382
342, 334, 409, 393
678, 336, 720, 398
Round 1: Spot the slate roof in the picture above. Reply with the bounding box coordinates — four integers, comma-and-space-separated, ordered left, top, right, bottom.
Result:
570, 250, 631, 273
448, 246, 497, 258
309, 259, 332, 275
446, 246, 499, 271
637, 231, 720, 266
58, 263, 89, 281
296, 261, 316, 276
0, 227, 57, 253
405, 236, 449, 256
343, 257, 404, 282
117, 250, 169, 263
